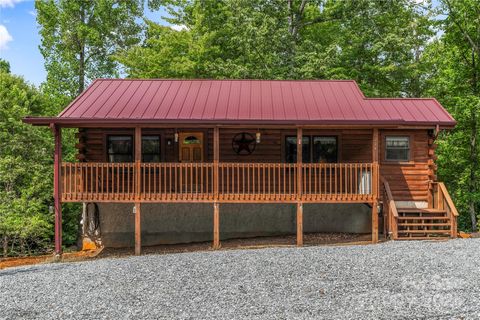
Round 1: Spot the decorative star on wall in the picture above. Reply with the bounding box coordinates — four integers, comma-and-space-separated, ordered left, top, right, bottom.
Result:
232, 132, 257, 155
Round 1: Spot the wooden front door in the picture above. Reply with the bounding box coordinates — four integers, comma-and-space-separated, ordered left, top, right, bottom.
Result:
179, 132, 204, 162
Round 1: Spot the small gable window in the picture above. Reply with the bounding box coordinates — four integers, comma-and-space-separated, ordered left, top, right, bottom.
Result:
385, 136, 410, 162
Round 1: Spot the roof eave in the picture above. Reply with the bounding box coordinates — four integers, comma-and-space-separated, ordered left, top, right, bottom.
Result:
22, 116, 457, 129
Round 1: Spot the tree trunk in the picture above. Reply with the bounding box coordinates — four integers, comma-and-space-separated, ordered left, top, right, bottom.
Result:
78, 47, 85, 95
469, 107, 478, 231
3, 235, 7, 257
78, 6, 86, 95
470, 48, 479, 232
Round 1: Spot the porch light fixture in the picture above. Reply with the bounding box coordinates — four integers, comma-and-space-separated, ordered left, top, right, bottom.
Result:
256, 131, 261, 143
174, 132, 179, 143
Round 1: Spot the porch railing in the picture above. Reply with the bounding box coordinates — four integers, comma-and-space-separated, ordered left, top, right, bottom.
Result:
61, 162, 378, 203
218, 163, 298, 201
302, 163, 377, 202
140, 163, 214, 201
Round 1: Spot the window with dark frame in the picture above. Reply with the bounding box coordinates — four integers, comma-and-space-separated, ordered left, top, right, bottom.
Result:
107, 136, 133, 162
313, 136, 338, 163
142, 136, 161, 162
385, 136, 410, 162
285, 136, 310, 163
107, 135, 161, 163
285, 135, 337, 163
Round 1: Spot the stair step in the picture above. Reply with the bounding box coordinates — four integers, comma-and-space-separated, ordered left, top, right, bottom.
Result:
398, 229, 451, 234
397, 208, 447, 214
398, 223, 451, 227
397, 216, 450, 220
396, 236, 450, 240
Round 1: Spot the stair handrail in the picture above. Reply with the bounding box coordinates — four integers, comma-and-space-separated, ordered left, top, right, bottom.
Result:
436, 182, 458, 238
381, 177, 398, 239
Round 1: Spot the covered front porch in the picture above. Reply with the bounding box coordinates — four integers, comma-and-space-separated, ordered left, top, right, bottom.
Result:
53, 125, 381, 255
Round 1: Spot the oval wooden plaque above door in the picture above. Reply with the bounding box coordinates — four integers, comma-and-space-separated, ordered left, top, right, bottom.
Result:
179, 132, 204, 162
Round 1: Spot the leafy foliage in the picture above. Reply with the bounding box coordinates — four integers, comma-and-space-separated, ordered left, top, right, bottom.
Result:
0, 68, 54, 256
121, 0, 434, 97
36, 0, 145, 98
422, 0, 480, 230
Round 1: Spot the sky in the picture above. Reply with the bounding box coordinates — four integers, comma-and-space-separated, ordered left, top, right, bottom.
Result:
0, 0, 165, 87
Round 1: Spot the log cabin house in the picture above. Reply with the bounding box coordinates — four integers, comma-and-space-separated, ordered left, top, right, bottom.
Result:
23, 79, 459, 255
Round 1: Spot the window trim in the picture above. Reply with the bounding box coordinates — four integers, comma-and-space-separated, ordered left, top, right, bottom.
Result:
383, 135, 412, 163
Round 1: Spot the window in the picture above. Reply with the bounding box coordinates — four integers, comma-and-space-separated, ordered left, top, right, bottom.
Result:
385, 136, 410, 161
183, 135, 201, 144
142, 136, 161, 162
313, 136, 338, 163
285, 136, 310, 163
107, 136, 133, 162
107, 135, 161, 163
285, 135, 337, 163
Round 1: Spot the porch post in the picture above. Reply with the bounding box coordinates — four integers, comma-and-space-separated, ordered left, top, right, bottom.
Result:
53, 124, 62, 256
213, 126, 220, 249
134, 127, 142, 255
372, 128, 379, 243
213, 203, 220, 249
296, 127, 303, 247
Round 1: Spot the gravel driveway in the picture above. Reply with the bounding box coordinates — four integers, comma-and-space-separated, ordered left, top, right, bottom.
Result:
1, 239, 480, 320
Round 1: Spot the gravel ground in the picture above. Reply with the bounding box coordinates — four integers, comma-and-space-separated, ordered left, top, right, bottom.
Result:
1, 239, 480, 320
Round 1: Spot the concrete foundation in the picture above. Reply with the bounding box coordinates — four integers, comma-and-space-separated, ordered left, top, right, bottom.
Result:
97, 203, 372, 248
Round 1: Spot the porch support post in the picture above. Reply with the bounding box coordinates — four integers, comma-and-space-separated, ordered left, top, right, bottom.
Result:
134, 202, 141, 255
372, 128, 379, 243
213, 203, 220, 249
213, 127, 220, 249
296, 203, 303, 246
134, 127, 142, 255
53, 124, 62, 256
296, 127, 303, 246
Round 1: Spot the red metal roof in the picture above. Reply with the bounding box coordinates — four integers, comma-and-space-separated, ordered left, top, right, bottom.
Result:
28, 79, 456, 127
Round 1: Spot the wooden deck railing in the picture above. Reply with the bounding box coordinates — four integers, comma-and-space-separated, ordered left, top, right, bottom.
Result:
302, 163, 377, 202
61, 162, 378, 203
381, 177, 399, 239
62, 163, 136, 201
434, 182, 459, 238
140, 163, 214, 201
218, 163, 298, 201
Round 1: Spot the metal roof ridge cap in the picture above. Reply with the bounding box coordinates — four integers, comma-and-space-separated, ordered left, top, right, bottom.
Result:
92, 78, 363, 83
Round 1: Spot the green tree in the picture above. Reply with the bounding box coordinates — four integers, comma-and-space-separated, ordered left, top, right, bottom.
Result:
0, 68, 53, 256
36, 0, 144, 98
422, 0, 480, 231
0, 59, 10, 73
36, 0, 146, 248
120, 0, 432, 97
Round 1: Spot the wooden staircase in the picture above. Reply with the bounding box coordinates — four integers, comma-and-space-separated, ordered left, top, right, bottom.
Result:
396, 208, 452, 240
381, 178, 458, 241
